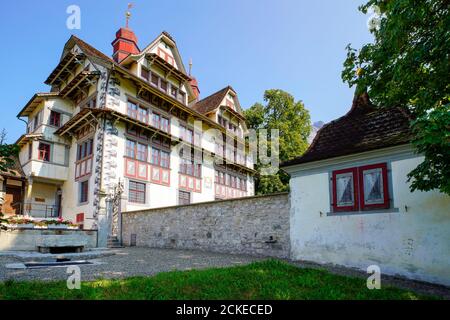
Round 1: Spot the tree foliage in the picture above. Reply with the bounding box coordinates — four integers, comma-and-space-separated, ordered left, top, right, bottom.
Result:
0, 129, 19, 174
245, 89, 311, 195
342, 0, 450, 195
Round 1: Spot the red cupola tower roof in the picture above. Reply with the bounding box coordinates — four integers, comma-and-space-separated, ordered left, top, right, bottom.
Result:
111, 27, 140, 63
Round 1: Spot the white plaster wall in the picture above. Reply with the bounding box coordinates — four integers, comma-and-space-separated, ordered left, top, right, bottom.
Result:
289, 154, 450, 286
60, 133, 97, 229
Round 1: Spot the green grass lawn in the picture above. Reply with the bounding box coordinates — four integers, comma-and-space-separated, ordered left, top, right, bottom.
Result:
0, 260, 436, 300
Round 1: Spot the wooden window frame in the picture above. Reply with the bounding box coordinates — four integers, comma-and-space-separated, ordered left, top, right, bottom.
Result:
332, 167, 359, 212
38, 142, 51, 162
358, 163, 390, 210
129, 180, 146, 204
79, 180, 89, 204
178, 190, 191, 205
127, 101, 138, 119
49, 111, 61, 127
331, 163, 390, 213
140, 66, 150, 81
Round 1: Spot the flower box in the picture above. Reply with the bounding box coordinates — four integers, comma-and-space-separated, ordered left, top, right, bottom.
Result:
3, 223, 34, 229
34, 225, 48, 230
47, 224, 69, 230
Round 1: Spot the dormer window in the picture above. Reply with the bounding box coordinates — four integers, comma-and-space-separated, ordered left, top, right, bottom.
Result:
178, 91, 186, 104
151, 73, 159, 86
141, 66, 150, 81
160, 79, 168, 92
170, 85, 178, 98
49, 111, 61, 127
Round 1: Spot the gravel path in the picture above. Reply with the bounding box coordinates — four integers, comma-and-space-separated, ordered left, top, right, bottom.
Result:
0, 247, 262, 282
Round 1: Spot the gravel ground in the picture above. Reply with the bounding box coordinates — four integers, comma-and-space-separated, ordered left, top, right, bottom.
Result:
0, 247, 448, 299
0, 247, 262, 282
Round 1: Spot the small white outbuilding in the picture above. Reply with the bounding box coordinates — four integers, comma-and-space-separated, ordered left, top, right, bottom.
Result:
282, 92, 450, 286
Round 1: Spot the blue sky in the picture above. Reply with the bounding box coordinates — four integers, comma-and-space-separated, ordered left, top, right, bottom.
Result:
0, 0, 372, 143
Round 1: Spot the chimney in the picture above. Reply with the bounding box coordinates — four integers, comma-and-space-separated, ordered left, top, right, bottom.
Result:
189, 77, 200, 100
111, 27, 140, 63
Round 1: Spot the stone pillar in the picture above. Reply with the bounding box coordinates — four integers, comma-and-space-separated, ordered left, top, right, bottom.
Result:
96, 189, 108, 248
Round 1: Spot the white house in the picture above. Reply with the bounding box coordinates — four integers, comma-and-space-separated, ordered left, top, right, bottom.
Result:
282, 92, 450, 286
1, 22, 256, 247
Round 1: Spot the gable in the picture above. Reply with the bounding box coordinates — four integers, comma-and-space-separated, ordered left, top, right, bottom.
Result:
139, 32, 187, 74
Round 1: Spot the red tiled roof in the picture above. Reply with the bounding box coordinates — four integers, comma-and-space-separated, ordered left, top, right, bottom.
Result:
281, 92, 413, 167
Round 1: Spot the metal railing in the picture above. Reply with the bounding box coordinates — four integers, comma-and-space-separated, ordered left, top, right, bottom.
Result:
13, 203, 59, 218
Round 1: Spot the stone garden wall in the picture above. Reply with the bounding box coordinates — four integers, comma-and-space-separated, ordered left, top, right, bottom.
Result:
122, 193, 290, 258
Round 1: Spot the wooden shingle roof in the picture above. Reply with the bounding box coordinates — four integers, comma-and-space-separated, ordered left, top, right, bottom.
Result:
281, 92, 413, 167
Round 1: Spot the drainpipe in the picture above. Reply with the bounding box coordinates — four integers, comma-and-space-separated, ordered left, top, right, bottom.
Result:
17, 116, 28, 128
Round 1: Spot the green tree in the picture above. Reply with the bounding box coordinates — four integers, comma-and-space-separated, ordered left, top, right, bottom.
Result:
342, 0, 450, 195
245, 89, 311, 194
0, 129, 19, 174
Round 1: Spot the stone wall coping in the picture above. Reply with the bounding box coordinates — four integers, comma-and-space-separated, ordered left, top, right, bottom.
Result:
123, 192, 289, 215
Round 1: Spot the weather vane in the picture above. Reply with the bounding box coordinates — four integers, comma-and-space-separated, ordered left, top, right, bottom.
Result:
126, 3, 134, 28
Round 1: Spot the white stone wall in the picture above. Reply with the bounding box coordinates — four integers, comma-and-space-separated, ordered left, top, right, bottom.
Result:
287, 147, 450, 286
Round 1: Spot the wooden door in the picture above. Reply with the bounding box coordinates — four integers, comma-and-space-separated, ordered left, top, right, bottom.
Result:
2, 186, 22, 215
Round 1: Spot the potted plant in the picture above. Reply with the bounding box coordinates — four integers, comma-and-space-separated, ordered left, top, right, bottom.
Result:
46, 218, 65, 229
46, 217, 73, 229
33, 220, 48, 229
67, 223, 79, 230
4, 217, 34, 229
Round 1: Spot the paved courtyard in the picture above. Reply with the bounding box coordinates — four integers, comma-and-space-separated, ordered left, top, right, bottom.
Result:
0, 247, 262, 282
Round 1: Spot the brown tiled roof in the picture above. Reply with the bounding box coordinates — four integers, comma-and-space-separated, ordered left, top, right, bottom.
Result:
281, 92, 413, 167
193, 87, 230, 114
71, 35, 116, 67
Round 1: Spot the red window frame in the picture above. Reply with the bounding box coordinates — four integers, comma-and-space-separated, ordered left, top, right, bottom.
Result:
80, 180, 89, 203
358, 163, 390, 210
138, 106, 149, 124
127, 101, 138, 119
137, 143, 148, 162
129, 180, 146, 204
160, 116, 170, 133
49, 111, 61, 127
126, 139, 136, 158
332, 163, 390, 213
332, 167, 359, 212
152, 113, 161, 129
38, 143, 51, 162
77, 139, 93, 161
